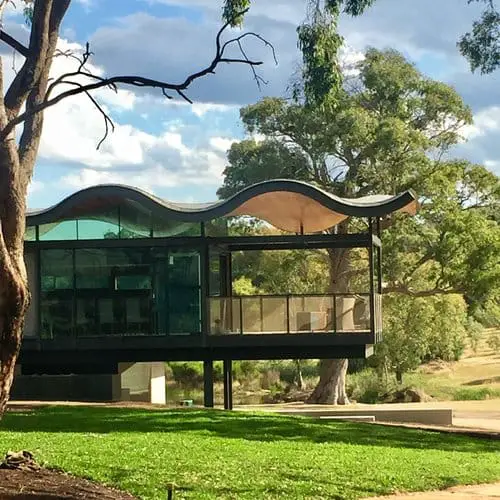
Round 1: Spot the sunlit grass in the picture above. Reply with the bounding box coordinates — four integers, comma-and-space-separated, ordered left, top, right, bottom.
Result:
1, 406, 499, 499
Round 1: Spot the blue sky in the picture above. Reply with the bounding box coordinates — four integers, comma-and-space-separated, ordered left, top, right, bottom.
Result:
2, 0, 499, 209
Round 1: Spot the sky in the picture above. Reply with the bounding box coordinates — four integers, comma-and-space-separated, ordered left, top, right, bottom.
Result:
2, 0, 499, 209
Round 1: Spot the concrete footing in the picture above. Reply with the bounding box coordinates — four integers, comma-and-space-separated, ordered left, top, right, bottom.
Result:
277, 408, 453, 426
11, 362, 166, 404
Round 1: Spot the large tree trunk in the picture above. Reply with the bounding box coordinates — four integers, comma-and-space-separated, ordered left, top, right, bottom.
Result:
307, 221, 351, 405
307, 358, 349, 404
0, 1, 69, 419
0, 143, 30, 417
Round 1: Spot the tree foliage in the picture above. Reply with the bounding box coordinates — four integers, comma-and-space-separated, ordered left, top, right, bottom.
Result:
374, 294, 468, 383
219, 48, 500, 387
459, 0, 500, 73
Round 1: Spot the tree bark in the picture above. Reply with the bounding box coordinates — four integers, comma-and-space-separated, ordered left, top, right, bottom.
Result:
307, 221, 351, 405
0, 144, 30, 417
307, 358, 349, 404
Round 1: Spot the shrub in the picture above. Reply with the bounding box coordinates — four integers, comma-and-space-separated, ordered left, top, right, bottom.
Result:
260, 369, 282, 390
169, 362, 203, 388
347, 369, 393, 404
466, 317, 484, 353
453, 387, 500, 401
486, 331, 500, 352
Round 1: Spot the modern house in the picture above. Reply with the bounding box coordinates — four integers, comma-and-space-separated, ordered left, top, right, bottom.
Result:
13, 180, 417, 407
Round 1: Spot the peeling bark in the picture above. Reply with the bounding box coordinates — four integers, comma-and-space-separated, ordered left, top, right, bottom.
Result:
0, 146, 30, 417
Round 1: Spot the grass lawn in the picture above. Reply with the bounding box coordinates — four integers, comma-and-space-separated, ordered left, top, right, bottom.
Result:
1, 407, 500, 499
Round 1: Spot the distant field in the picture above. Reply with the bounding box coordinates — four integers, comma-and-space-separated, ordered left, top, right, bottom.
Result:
404, 328, 500, 401
1, 406, 500, 499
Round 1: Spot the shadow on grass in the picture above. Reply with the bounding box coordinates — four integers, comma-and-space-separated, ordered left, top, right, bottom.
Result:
1, 407, 499, 454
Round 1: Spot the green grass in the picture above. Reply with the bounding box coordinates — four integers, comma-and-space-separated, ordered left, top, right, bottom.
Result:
452, 387, 500, 401
1, 407, 500, 499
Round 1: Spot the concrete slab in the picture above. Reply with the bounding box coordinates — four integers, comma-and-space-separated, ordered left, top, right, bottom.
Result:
365, 482, 500, 499
319, 415, 375, 422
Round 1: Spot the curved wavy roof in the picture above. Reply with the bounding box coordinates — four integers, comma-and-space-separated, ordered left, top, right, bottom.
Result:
27, 179, 418, 233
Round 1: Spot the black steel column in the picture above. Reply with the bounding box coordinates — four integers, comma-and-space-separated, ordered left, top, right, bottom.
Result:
200, 234, 210, 338
223, 359, 233, 410
203, 359, 214, 408
368, 218, 376, 338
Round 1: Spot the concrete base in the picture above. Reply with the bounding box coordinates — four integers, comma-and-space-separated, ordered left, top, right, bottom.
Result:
319, 415, 376, 422
277, 408, 453, 426
11, 362, 166, 404
118, 362, 166, 404
11, 373, 118, 402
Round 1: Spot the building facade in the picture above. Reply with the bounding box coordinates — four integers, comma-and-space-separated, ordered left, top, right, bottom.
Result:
14, 180, 417, 406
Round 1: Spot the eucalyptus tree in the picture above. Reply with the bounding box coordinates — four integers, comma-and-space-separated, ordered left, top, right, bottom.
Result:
219, 48, 499, 403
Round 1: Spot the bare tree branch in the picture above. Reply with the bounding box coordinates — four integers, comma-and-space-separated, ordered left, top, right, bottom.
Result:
0, 30, 29, 57
1, 10, 275, 144
4, 0, 56, 120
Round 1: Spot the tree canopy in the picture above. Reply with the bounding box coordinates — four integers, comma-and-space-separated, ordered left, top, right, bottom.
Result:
219, 47, 500, 384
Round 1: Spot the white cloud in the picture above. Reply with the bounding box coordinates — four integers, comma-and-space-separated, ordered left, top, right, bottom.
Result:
464, 107, 500, 139
191, 102, 236, 117
0, 32, 237, 195
209, 136, 236, 153
28, 180, 44, 195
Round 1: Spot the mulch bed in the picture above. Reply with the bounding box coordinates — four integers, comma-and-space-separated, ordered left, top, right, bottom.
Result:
0, 469, 137, 499
0, 452, 136, 500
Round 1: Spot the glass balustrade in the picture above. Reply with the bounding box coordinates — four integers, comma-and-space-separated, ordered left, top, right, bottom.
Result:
208, 293, 374, 335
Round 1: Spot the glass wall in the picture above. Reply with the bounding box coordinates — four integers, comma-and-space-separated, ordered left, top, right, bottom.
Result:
39, 247, 201, 338
28, 201, 202, 241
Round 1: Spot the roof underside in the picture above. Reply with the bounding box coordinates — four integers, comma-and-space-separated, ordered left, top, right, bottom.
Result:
27, 180, 418, 233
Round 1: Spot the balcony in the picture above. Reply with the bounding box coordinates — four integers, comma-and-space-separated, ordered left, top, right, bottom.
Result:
208, 293, 380, 336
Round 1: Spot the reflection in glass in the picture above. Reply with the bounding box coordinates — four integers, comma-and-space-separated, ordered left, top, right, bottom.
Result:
39, 220, 77, 241
41, 249, 74, 291
77, 208, 120, 239
41, 294, 74, 338
24, 226, 36, 241
153, 219, 201, 237
119, 201, 151, 238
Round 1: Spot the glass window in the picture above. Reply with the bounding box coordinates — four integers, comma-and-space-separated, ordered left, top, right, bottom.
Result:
118, 201, 152, 238
41, 294, 74, 338
24, 226, 36, 241
41, 249, 74, 290
40, 249, 74, 338
39, 220, 77, 241
116, 274, 152, 290
168, 287, 201, 334
153, 219, 201, 237
205, 218, 228, 236
168, 252, 200, 286
77, 208, 120, 240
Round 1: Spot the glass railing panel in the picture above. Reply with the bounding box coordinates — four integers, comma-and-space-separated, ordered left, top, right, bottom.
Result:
335, 294, 371, 332
240, 296, 287, 334
209, 297, 241, 335
208, 294, 374, 335
288, 295, 334, 333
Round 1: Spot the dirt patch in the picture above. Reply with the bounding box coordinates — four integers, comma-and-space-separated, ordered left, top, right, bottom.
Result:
0, 469, 137, 499
419, 360, 453, 374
